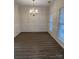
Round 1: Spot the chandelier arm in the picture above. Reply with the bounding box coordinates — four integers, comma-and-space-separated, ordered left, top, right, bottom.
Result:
33, 0, 35, 8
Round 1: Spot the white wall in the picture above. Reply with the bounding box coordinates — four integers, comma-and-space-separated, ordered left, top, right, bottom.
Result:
19, 6, 49, 32
14, 4, 21, 37
48, 0, 64, 48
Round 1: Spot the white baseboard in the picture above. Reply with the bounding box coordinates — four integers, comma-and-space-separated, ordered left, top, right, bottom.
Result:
14, 32, 21, 38
48, 32, 64, 48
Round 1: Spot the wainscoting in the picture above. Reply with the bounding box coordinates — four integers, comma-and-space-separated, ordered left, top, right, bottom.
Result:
14, 32, 64, 59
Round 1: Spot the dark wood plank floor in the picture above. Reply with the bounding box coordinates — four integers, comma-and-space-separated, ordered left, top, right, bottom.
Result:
14, 32, 64, 59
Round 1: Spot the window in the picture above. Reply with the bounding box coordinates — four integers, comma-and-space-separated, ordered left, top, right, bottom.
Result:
50, 15, 53, 32
58, 8, 64, 42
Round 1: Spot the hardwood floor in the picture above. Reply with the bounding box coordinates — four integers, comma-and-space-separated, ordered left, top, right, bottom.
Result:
14, 32, 64, 59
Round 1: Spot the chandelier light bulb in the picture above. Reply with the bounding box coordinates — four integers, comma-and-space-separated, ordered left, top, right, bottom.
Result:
29, 9, 32, 13
35, 9, 39, 13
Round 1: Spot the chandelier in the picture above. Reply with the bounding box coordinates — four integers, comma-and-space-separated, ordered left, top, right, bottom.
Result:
29, 0, 39, 16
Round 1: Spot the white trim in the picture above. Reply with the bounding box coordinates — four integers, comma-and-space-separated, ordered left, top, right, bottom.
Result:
48, 32, 64, 48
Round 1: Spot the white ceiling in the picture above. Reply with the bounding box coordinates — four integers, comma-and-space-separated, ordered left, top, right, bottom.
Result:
15, 0, 55, 6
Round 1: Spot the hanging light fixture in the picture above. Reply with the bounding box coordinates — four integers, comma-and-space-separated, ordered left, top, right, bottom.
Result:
48, 0, 51, 3
48, 0, 51, 6
29, 0, 39, 16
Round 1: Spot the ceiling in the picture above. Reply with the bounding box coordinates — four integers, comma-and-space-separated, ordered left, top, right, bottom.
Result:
15, 0, 55, 6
